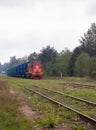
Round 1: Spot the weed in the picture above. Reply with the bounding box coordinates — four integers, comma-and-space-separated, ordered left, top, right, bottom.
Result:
45, 105, 60, 128
71, 124, 85, 130
35, 105, 60, 128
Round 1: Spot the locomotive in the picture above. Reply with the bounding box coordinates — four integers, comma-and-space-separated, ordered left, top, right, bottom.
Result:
7, 61, 44, 79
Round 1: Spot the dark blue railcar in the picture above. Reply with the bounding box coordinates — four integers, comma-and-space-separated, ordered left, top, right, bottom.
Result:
16, 63, 28, 77
7, 62, 28, 77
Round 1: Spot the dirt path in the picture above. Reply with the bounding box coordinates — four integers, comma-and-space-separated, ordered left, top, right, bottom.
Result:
20, 100, 38, 121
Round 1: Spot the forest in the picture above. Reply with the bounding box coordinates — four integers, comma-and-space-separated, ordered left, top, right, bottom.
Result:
1, 23, 96, 78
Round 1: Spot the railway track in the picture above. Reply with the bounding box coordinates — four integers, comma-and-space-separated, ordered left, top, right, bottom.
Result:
25, 86, 96, 126
34, 86, 96, 106
60, 82, 96, 89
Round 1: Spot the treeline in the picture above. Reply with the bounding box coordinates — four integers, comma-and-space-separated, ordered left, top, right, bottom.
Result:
1, 23, 96, 78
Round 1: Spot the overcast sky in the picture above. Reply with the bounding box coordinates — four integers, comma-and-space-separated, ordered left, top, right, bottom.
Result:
0, 0, 96, 64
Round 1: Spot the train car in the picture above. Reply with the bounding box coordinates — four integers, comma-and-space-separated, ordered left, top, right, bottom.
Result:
7, 66, 16, 76
16, 62, 28, 77
7, 61, 44, 79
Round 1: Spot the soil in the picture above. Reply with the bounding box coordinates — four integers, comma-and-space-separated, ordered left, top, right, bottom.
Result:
42, 124, 71, 130
20, 100, 38, 121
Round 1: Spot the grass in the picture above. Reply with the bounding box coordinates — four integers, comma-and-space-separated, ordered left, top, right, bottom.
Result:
70, 89, 96, 102
34, 104, 60, 128
1, 76, 96, 130
0, 78, 34, 130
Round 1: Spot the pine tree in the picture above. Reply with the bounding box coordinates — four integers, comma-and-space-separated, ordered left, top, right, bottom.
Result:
79, 23, 96, 56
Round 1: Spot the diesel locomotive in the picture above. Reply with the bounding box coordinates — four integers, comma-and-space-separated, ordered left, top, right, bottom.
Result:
7, 61, 44, 79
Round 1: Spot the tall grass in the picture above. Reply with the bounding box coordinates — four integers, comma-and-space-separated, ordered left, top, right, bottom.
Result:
0, 79, 33, 130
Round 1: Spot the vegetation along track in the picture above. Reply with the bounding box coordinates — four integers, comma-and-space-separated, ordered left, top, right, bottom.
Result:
25, 86, 96, 126
36, 86, 96, 106
60, 82, 96, 89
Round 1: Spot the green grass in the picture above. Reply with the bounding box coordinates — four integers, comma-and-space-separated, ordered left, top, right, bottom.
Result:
34, 104, 60, 128
70, 89, 96, 102
0, 78, 34, 130
1, 76, 96, 130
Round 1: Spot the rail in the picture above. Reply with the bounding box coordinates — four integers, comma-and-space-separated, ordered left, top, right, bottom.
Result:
25, 87, 96, 125
35, 86, 96, 106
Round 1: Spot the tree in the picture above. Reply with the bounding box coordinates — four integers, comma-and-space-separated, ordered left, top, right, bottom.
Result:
89, 56, 96, 78
39, 45, 58, 67
69, 46, 82, 76
45, 49, 72, 76
28, 52, 39, 62
9, 56, 18, 67
17, 55, 28, 64
54, 49, 72, 76
0, 63, 3, 73
45, 62, 54, 76
2, 63, 9, 73
69, 23, 96, 76
4, 56, 28, 71
74, 52, 91, 77
79, 23, 96, 56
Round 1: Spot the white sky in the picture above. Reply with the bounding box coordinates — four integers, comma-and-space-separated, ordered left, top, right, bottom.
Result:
0, 0, 96, 64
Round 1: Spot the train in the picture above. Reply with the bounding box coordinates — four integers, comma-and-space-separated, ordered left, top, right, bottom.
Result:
7, 61, 44, 79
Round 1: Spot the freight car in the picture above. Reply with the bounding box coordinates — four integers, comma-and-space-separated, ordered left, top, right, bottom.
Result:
7, 61, 44, 79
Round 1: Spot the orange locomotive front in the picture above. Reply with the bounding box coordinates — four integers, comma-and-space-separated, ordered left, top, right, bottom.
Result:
27, 61, 44, 79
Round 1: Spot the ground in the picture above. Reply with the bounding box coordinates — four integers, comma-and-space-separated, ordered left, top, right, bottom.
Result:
10, 87, 71, 130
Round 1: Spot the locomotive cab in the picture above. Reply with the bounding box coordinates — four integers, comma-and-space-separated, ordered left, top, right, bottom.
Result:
27, 61, 43, 79
32, 62, 43, 79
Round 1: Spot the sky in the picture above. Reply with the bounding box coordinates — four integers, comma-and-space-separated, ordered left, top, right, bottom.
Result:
0, 0, 96, 64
